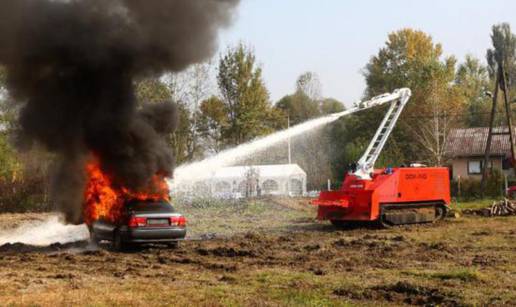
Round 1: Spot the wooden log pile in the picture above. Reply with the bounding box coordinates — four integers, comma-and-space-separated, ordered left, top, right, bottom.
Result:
489, 198, 516, 216
461, 198, 516, 217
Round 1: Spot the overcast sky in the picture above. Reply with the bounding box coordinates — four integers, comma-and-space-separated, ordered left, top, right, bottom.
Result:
218, 0, 515, 106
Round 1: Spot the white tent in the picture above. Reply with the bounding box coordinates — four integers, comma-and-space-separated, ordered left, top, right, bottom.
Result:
177, 164, 307, 198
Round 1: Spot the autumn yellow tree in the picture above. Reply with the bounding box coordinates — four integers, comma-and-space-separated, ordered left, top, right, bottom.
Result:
362, 28, 465, 165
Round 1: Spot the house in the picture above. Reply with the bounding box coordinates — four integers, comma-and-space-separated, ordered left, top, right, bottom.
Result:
174, 164, 307, 198
444, 127, 514, 180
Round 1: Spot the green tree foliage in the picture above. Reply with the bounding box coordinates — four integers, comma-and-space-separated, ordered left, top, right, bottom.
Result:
135, 78, 173, 104
0, 66, 5, 87
135, 77, 197, 164
170, 103, 195, 164
275, 92, 319, 125
320, 98, 345, 115
275, 93, 345, 125
486, 23, 516, 92
0, 66, 9, 128
455, 55, 491, 127
217, 44, 276, 145
0, 134, 18, 180
275, 71, 345, 125
197, 96, 228, 153
0, 65, 16, 180
165, 62, 216, 161
268, 72, 344, 188
270, 72, 345, 188
0, 66, 21, 132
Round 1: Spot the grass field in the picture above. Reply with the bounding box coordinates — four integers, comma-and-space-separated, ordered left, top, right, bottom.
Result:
0, 197, 514, 306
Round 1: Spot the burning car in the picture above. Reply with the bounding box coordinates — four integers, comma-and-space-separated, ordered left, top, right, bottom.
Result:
83, 160, 185, 250
89, 199, 186, 250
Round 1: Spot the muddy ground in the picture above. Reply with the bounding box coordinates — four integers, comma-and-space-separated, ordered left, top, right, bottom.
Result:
0, 198, 515, 306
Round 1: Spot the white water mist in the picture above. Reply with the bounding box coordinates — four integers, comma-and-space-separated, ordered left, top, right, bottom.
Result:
172, 109, 353, 186
0, 215, 89, 246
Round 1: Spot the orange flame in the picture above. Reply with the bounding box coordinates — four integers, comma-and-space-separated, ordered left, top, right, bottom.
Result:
83, 160, 170, 225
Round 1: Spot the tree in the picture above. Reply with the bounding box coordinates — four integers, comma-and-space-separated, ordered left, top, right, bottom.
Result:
275, 72, 344, 125
197, 96, 228, 153
0, 66, 10, 129
135, 78, 172, 104
165, 62, 215, 160
0, 66, 5, 90
0, 66, 22, 182
486, 23, 516, 94
275, 92, 320, 125
169, 103, 195, 164
185, 63, 213, 159
296, 71, 322, 102
217, 44, 275, 145
320, 98, 345, 115
272, 75, 345, 188
135, 64, 219, 164
135, 77, 195, 165
415, 70, 463, 166
455, 55, 491, 127
361, 28, 464, 166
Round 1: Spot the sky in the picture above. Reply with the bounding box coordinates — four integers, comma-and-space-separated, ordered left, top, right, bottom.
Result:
218, 0, 515, 106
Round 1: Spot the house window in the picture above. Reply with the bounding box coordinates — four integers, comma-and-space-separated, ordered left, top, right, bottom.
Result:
502, 157, 512, 170
468, 160, 493, 175
468, 160, 482, 174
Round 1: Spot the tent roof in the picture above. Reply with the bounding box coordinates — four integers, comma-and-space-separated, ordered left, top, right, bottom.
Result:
209, 164, 306, 180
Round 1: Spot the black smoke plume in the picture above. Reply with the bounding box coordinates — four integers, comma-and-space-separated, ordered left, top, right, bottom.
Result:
0, 0, 239, 223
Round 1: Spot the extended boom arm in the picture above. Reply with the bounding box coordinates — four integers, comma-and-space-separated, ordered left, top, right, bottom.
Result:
351, 88, 412, 179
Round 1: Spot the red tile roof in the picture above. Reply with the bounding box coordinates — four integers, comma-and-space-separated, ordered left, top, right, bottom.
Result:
445, 127, 515, 157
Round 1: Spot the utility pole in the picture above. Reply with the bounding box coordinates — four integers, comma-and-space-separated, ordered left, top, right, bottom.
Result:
287, 115, 292, 164
501, 64, 516, 172
481, 62, 515, 197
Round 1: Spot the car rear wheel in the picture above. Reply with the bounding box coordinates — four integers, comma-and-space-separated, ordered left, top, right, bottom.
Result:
112, 230, 124, 251
89, 230, 99, 245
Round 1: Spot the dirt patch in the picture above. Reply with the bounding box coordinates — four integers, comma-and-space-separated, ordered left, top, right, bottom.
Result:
466, 254, 506, 267
373, 281, 461, 306
418, 241, 463, 255
0, 202, 514, 306
334, 281, 461, 306
196, 246, 257, 258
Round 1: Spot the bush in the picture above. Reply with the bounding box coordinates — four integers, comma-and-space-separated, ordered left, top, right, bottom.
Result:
451, 168, 505, 200
0, 176, 51, 213
0, 137, 54, 213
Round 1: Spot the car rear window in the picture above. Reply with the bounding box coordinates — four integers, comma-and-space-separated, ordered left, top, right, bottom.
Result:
125, 200, 175, 213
